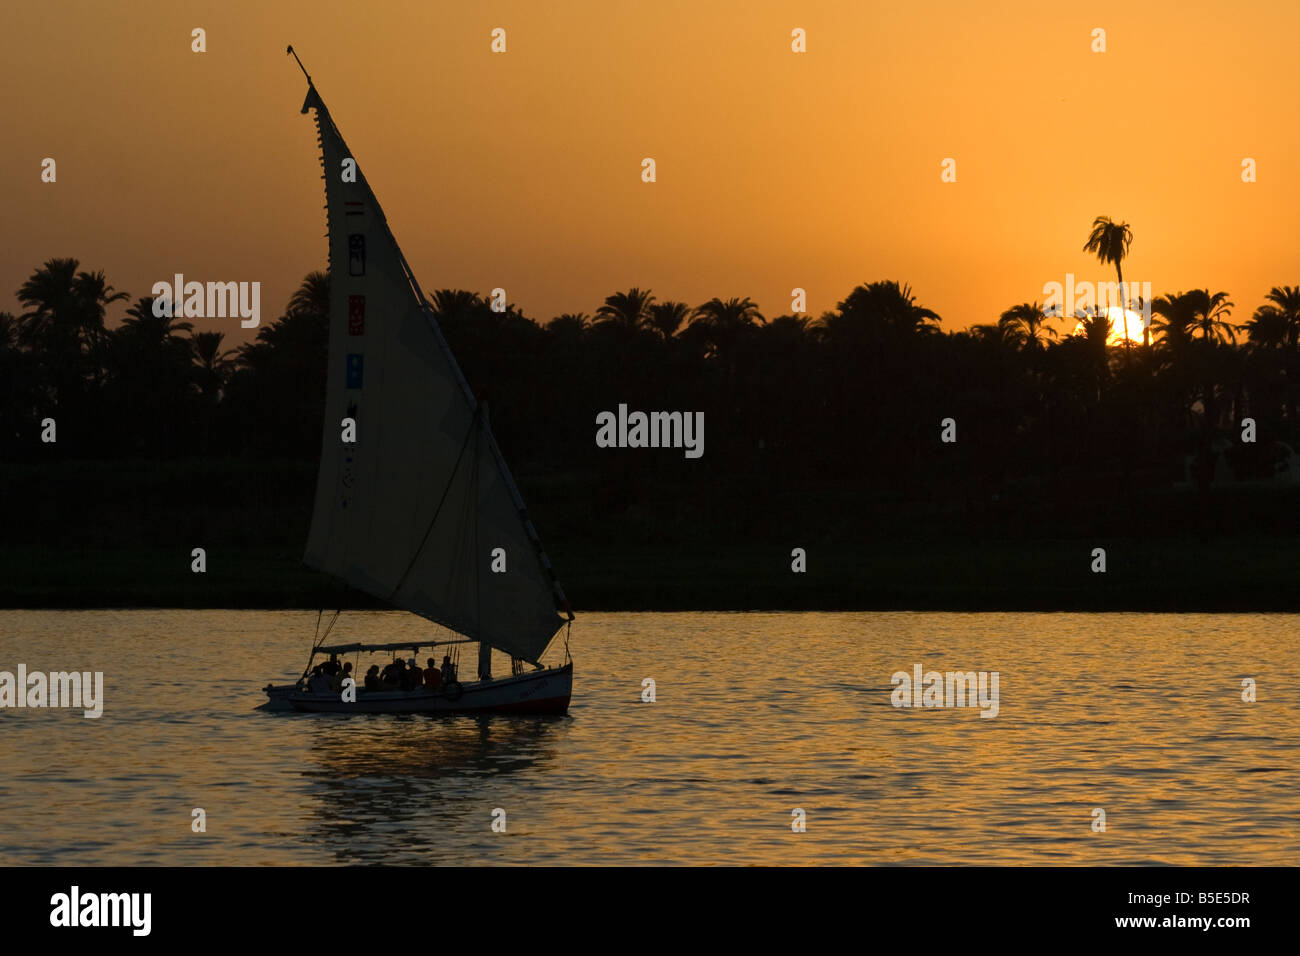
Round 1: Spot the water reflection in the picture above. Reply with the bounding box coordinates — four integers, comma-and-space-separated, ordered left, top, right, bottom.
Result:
297, 714, 567, 864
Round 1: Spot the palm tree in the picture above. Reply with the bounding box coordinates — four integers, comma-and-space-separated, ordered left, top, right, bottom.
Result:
827, 281, 941, 342
1185, 289, 1236, 345
190, 330, 238, 398
596, 288, 655, 332
1251, 286, 1300, 347
288, 270, 330, 318
1151, 292, 1196, 351
547, 312, 590, 336
692, 296, 764, 330
1083, 216, 1134, 350
119, 295, 194, 346
998, 301, 1058, 350
1244, 308, 1288, 348
647, 301, 690, 340
1246, 287, 1300, 427
691, 296, 765, 356
430, 288, 481, 319
17, 258, 128, 409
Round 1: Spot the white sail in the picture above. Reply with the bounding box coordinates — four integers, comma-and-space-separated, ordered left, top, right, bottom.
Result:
301, 85, 572, 664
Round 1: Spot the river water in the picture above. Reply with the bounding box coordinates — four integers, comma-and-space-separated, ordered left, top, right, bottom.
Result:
0, 610, 1295, 865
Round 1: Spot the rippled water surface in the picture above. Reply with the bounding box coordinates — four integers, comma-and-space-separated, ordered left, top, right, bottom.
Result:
0, 610, 1296, 865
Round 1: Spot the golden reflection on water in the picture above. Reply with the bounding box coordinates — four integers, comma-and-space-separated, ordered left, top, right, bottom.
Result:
0, 610, 1296, 864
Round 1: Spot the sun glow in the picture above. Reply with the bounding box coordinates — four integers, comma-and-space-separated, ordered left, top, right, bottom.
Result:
1073, 306, 1148, 345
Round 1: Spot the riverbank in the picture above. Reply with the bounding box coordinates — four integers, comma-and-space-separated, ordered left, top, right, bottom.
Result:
4, 459, 1298, 612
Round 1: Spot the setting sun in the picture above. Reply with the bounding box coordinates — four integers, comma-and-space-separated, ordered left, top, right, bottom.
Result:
1073, 306, 1148, 345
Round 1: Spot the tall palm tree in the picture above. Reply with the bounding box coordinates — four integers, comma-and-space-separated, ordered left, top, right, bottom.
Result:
1083, 216, 1134, 350
998, 301, 1058, 350
596, 288, 655, 332
647, 301, 690, 340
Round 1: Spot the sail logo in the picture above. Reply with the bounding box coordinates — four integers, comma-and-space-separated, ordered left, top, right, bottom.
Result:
150, 274, 260, 328
348, 295, 366, 335
49, 886, 151, 936
0, 665, 103, 717
345, 354, 364, 389
595, 404, 704, 459
348, 234, 366, 275
890, 663, 999, 718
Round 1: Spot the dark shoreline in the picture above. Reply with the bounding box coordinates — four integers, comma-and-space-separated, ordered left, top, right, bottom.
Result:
5, 459, 1300, 615
4, 539, 1298, 613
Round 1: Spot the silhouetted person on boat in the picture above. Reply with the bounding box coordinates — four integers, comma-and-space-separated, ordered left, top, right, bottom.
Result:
322, 654, 341, 677
424, 657, 443, 691
400, 658, 420, 691
364, 664, 381, 691
381, 658, 404, 689
308, 666, 332, 694
441, 654, 456, 683
331, 661, 353, 693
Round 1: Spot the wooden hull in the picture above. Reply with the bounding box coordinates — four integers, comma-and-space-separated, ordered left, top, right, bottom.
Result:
264, 663, 572, 715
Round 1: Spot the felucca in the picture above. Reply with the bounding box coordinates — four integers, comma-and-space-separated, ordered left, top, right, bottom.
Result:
263, 50, 574, 715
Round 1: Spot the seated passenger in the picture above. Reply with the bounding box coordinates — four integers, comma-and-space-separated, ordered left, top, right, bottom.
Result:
308, 666, 333, 694
331, 661, 353, 693
424, 658, 443, 691
364, 664, 382, 691
440, 654, 456, 684
400, 659, 420, 692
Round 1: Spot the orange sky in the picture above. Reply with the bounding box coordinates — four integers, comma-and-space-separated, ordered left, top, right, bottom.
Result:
2, 0, 1297, 345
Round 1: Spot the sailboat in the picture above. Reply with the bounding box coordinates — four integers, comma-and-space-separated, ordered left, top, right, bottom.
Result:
263, 51, 575, 715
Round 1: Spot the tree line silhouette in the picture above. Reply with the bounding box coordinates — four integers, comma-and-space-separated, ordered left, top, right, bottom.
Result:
4, 252, 1300, 520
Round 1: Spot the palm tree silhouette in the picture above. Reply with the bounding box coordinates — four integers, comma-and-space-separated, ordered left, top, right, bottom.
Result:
190, 330, 238, 398
1083, 216, 1134, 350
596, 288, 655, 332
828, 281, 941, 342
691, 296, 765, 357
998, 301, 1058, 350
647, 301, 690, 340
1247, 287, 1300, 426
1185, 289, 1236, 345
17, 258, 128, 415
1250, 286, 1300, 347
1151, 292, 1196, 350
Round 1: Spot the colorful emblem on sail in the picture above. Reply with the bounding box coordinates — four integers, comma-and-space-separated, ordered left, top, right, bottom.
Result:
348, 295, 365, 335
348, 234, 366, 275
345, 353, 364, 388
